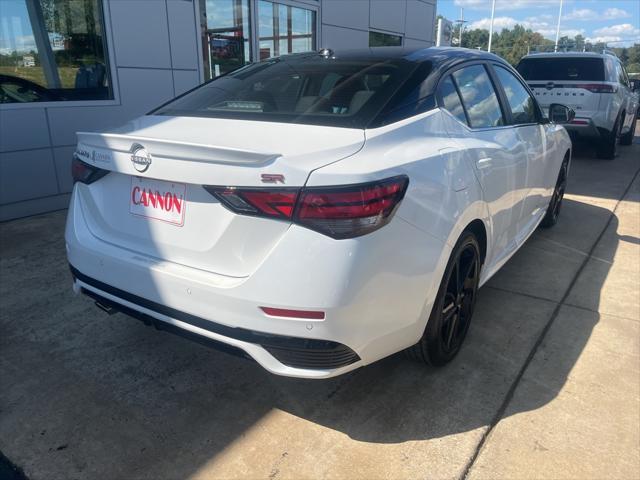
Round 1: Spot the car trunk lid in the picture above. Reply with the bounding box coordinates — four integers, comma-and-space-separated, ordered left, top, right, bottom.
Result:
74, 115, 365, 278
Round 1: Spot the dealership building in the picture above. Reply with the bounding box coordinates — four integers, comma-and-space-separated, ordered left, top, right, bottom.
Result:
0, 0, 436, 220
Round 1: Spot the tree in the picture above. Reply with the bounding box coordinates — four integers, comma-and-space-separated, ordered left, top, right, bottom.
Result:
433, 18, 640, 70
461, 29, 489, 50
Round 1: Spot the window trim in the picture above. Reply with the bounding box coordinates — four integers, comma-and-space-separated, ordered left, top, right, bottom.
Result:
436, 60, 510, 132
0, 0, 120, 111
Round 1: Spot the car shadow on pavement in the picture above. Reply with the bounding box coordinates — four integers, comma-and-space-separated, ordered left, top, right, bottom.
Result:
0, 192, 622, 479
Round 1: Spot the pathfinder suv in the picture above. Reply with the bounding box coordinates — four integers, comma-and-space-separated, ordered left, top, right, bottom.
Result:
518, 51, 638, 158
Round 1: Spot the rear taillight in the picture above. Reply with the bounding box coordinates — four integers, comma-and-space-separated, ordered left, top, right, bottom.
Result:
205, 175, 409, 239
209, 188, 299, 219
580, 83, 617, 93
71, 156, 109, 184
295, 176, 409, 239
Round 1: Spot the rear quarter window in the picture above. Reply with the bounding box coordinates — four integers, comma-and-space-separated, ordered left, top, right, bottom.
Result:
517, 57, 605, 81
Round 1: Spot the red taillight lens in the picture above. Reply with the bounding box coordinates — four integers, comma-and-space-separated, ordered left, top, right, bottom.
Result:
71, 156, 109, 184
205, 175, 409, 239
207, 188, 299, 219
580, 83, 617, 93
295, 176, 409, 239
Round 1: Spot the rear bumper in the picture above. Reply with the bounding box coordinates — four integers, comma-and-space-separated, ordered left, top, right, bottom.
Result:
562, 118, 601, 139
65, 187, 446, 378
71, 265, 360, 372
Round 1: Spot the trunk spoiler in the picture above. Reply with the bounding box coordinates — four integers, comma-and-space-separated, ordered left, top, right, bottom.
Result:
76, 131, 281, 166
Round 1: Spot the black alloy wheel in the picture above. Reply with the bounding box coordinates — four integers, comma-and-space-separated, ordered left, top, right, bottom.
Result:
620, 113, 637, 146
597, 116, 622, 159
407, 232, 481, 366
439, 243, 479, 355
541, 159, 568, 228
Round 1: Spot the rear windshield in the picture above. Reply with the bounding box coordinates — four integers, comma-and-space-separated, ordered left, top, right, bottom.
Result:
517, 57, 605, 81
153, 55, 424, 128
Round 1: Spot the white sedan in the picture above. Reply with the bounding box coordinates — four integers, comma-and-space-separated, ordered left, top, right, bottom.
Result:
66, 47, 572, 378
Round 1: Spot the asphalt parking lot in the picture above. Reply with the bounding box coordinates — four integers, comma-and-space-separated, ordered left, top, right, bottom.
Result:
1, 134, 639, 480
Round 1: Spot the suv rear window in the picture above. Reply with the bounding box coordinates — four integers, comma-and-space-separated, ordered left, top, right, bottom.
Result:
153, 55, 426, 128
517, 57, 604, 81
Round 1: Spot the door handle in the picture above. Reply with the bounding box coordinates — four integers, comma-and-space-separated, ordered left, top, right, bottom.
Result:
477, 157, 492, 169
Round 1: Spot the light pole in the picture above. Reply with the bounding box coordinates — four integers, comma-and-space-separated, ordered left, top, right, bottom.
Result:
456, 7, 467, 47
554, 0, 564, 52
488, 0, 496, 52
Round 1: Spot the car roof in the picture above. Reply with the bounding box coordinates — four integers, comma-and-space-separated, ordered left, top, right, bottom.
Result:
278, 47, 510, 69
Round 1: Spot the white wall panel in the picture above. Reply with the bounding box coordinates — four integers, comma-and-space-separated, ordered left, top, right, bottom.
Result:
46, 106, 126, 146
321, 0, 369, 30
53, 145, 77, 194
404, 37, 431, 48
110, 0, 172, 69
405, 0, 434, 42
167, 1, 200, 70
0, 193, 70, 221
0, 109, 50, 153
321, 24, 369, 50
370, 0, 406, 34
0, 149, 59, 204
117, 67, 175, 114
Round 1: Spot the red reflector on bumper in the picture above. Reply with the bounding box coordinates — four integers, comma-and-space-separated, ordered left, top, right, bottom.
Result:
260, 307, 325, 320
570, 119, 589, 125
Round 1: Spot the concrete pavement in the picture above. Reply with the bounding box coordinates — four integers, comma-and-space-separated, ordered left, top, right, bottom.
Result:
1, 138, 639, 480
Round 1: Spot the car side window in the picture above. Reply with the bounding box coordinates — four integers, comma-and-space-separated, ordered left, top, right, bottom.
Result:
605, 58, 617, 83
451, 65, 504, 128
439, 76, 468, 124
493, 65, 537, 125
615, 61, 629, 87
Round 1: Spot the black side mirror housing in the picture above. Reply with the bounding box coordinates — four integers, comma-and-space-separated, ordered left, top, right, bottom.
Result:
549, 103, 576, 124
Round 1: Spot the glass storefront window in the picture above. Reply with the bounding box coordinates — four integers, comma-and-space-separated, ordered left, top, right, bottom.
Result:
369, 31, 403, 47
258, 1, 316, 61
201, 0, 251, 80
0, 0, 112, 103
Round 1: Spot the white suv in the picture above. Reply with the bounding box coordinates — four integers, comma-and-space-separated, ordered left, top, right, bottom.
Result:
518, 51, 638, 158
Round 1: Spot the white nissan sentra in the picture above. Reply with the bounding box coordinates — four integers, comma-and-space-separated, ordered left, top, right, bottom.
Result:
67, 47, 572, 378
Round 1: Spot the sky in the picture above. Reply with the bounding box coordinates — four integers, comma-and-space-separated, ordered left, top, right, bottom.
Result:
2, 0, 639, 54
437, 0, 640, 47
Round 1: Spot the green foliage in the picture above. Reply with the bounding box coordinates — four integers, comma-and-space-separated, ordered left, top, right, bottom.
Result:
454, 23, 640, 69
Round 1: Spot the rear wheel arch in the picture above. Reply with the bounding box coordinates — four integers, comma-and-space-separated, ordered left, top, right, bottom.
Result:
463, 219, 487, 266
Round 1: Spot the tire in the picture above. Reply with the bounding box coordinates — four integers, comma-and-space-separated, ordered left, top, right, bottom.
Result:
406, 232, 481, 366
596, 115, 622, 159
540, 157, 568, 229
620, 113, 637, 146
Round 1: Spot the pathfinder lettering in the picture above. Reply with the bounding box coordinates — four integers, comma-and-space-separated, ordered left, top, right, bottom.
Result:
132, 186, 183, 214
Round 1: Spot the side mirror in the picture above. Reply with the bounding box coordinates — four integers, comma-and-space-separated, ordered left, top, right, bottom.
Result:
549, 103, 575, 124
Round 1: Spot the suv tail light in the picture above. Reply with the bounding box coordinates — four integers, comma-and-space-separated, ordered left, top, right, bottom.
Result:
580, 83, 617, 93
71, 157, 109, 184
205, 175, 409, 239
